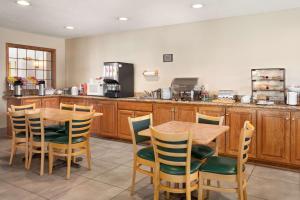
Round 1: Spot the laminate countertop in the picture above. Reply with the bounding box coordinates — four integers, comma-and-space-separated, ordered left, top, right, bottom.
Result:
6, 95, 300, 111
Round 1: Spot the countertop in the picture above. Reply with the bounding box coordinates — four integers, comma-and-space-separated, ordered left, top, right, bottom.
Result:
5, 94, 300, 111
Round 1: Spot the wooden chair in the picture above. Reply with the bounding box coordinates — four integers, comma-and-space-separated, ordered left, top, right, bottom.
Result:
128, 114, 155, 195
198, 121, 255, 200
8, 110, 29, 168
74, 104, 93, 112
45, 103, 75, 132
150, 128, 200, 200
11, 103, 36, 112
48, 112, 94, 179
60, 103, 74, 111
26, 110, 62, 175
192, 113, 225, 160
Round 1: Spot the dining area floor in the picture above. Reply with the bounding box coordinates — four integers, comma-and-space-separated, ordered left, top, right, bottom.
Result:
0, 135, 299, 200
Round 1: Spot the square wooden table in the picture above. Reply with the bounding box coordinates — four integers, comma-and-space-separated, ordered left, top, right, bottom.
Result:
138, 121, 229, 145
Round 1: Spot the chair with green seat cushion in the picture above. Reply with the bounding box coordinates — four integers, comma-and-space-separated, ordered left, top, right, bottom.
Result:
48, 112, 95, 179
198, 121, 255, 200
128, 114, 155, 195
8, 110, 29, 168
192, 113, 224, 160
150, 128, 200, 200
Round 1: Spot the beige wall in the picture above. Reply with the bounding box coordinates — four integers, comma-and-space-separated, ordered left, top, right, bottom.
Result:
66, 8, 300, 96
0, 27, 65, 128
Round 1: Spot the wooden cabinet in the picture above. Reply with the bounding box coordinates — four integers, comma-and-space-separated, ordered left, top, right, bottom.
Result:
198, 106, 226, 154
42, 97, 59, 108
225, 107, 256, 157
21, 98, 42, 108
99, 101, 118, 138
153, 103, 196, 125
153, 104, 175, 125
60, 97, 86, 105
257, 110, 291, 164
87, 100, 102, 135
117, 101, 152, 140
291, 112, 300, 165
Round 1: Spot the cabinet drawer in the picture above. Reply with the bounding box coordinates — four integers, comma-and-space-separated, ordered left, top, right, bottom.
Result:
118, 101, 152, 112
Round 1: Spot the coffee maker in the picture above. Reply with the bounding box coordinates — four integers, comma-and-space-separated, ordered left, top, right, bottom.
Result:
103, 62, 134, 98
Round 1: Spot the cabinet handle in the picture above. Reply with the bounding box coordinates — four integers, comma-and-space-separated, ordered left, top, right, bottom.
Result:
292, 118, 295, 121
226, 114, 229, 116
286, 118, 290, 120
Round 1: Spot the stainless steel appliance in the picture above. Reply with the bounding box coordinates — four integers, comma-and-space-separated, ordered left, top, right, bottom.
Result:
171, 78, 198, 101
103, 62, 134, 98
38, 80, 45, 96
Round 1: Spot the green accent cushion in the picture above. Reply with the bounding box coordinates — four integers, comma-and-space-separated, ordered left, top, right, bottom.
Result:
15, 131, 26, 138
137, 147, 155, 161
199, 156, 238, 175
160, 160, 201, 175
198, 118, 220, 125
33, 132, 63, 142
45, 124, 66, 132
51, 135, 86, 144
132, 119, 151, 143
191, 144, 215, 160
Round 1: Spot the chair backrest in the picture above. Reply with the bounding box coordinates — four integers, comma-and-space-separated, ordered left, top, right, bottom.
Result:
68, 112, 94, 143
128, 114, 152, 148
237, 121, 255, 175
25, 110, 45, 142
11, 103, 36, 112
150, 127, 193, 175
60, 103, 74, 111
8, 110, 28, 138
195, 113, 224, 126
74, 104, 93, 112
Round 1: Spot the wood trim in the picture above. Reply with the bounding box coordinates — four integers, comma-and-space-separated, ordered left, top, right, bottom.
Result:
6, 43, 57, 89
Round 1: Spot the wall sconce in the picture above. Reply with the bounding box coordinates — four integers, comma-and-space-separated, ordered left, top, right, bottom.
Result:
143, 70, 159, 77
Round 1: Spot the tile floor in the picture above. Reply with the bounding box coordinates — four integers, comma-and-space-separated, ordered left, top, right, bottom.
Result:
0, 135, 299, 200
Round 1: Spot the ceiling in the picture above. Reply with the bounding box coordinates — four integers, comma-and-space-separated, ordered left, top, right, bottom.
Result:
1, 0, 300, 38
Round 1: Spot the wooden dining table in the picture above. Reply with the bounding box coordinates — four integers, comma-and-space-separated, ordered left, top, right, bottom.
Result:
138, 120, 229, 145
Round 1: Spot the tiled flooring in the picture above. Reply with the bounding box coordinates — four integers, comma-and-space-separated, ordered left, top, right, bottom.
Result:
0, 135, 299, 200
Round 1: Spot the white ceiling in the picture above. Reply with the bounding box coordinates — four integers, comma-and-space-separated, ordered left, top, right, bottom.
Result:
1, 0, 300, 38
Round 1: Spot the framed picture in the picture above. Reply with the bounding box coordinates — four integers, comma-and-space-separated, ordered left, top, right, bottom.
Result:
163, 54, 173, 62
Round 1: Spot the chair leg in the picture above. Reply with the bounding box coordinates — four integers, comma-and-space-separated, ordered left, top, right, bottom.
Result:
24, 142, 29, 169
66, 148, 72, 179
206, 179, 211, 199
86, 142, 92, 170
9, 141, 16, 166
27, 145, 33, 170
154, 173, 160, 200
198, 174, 205, 200
48, 144, 53, 175
166, 182, 170, 200
238, 180, 244, 200
130, 158, 137, 195
243, 187, 248, 200
150, 167, 153, 184
186, 181, 191, 200
40, 147, 45, 176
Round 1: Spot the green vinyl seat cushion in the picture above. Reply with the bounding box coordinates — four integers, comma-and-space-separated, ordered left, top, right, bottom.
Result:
33, 132, 64, 142
15, 131, 26, 138
199, 156, 238, 175
45, 124, 66, 132
137, 146, 155, 161
191, 144, 215, 160
50, 135, 86, 144
160, 160, 201, 175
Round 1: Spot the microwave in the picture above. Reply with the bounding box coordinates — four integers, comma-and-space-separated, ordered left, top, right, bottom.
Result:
87, 83, 104, 96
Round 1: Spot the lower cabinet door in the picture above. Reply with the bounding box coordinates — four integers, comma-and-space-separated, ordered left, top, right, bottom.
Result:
89, 100, 102, 136
21, 98, 42, 108
153, 104, 174, 125
225, 107, 257, 158
257, 110, 291, 164
99, 101, 118, 138
175, 105, 197, 122
42, 97, 59, 108
291, 112, 300, 165
197, 106, 226, 154
118, 110, 135, 140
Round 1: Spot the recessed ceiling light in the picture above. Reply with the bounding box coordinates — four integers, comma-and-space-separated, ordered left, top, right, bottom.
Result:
64, 26, 75, 30
16, 0, 31, 6
191, 4, 203, 9
118, 17, 128, 21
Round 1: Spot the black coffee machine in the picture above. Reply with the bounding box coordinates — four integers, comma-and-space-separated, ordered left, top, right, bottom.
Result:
103, 62, 134, 98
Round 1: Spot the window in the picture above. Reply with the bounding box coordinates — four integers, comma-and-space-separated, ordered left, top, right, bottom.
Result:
6, 43, 56, 90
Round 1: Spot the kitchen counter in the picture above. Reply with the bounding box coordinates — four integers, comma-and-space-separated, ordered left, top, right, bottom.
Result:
5, 94, 300, 111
